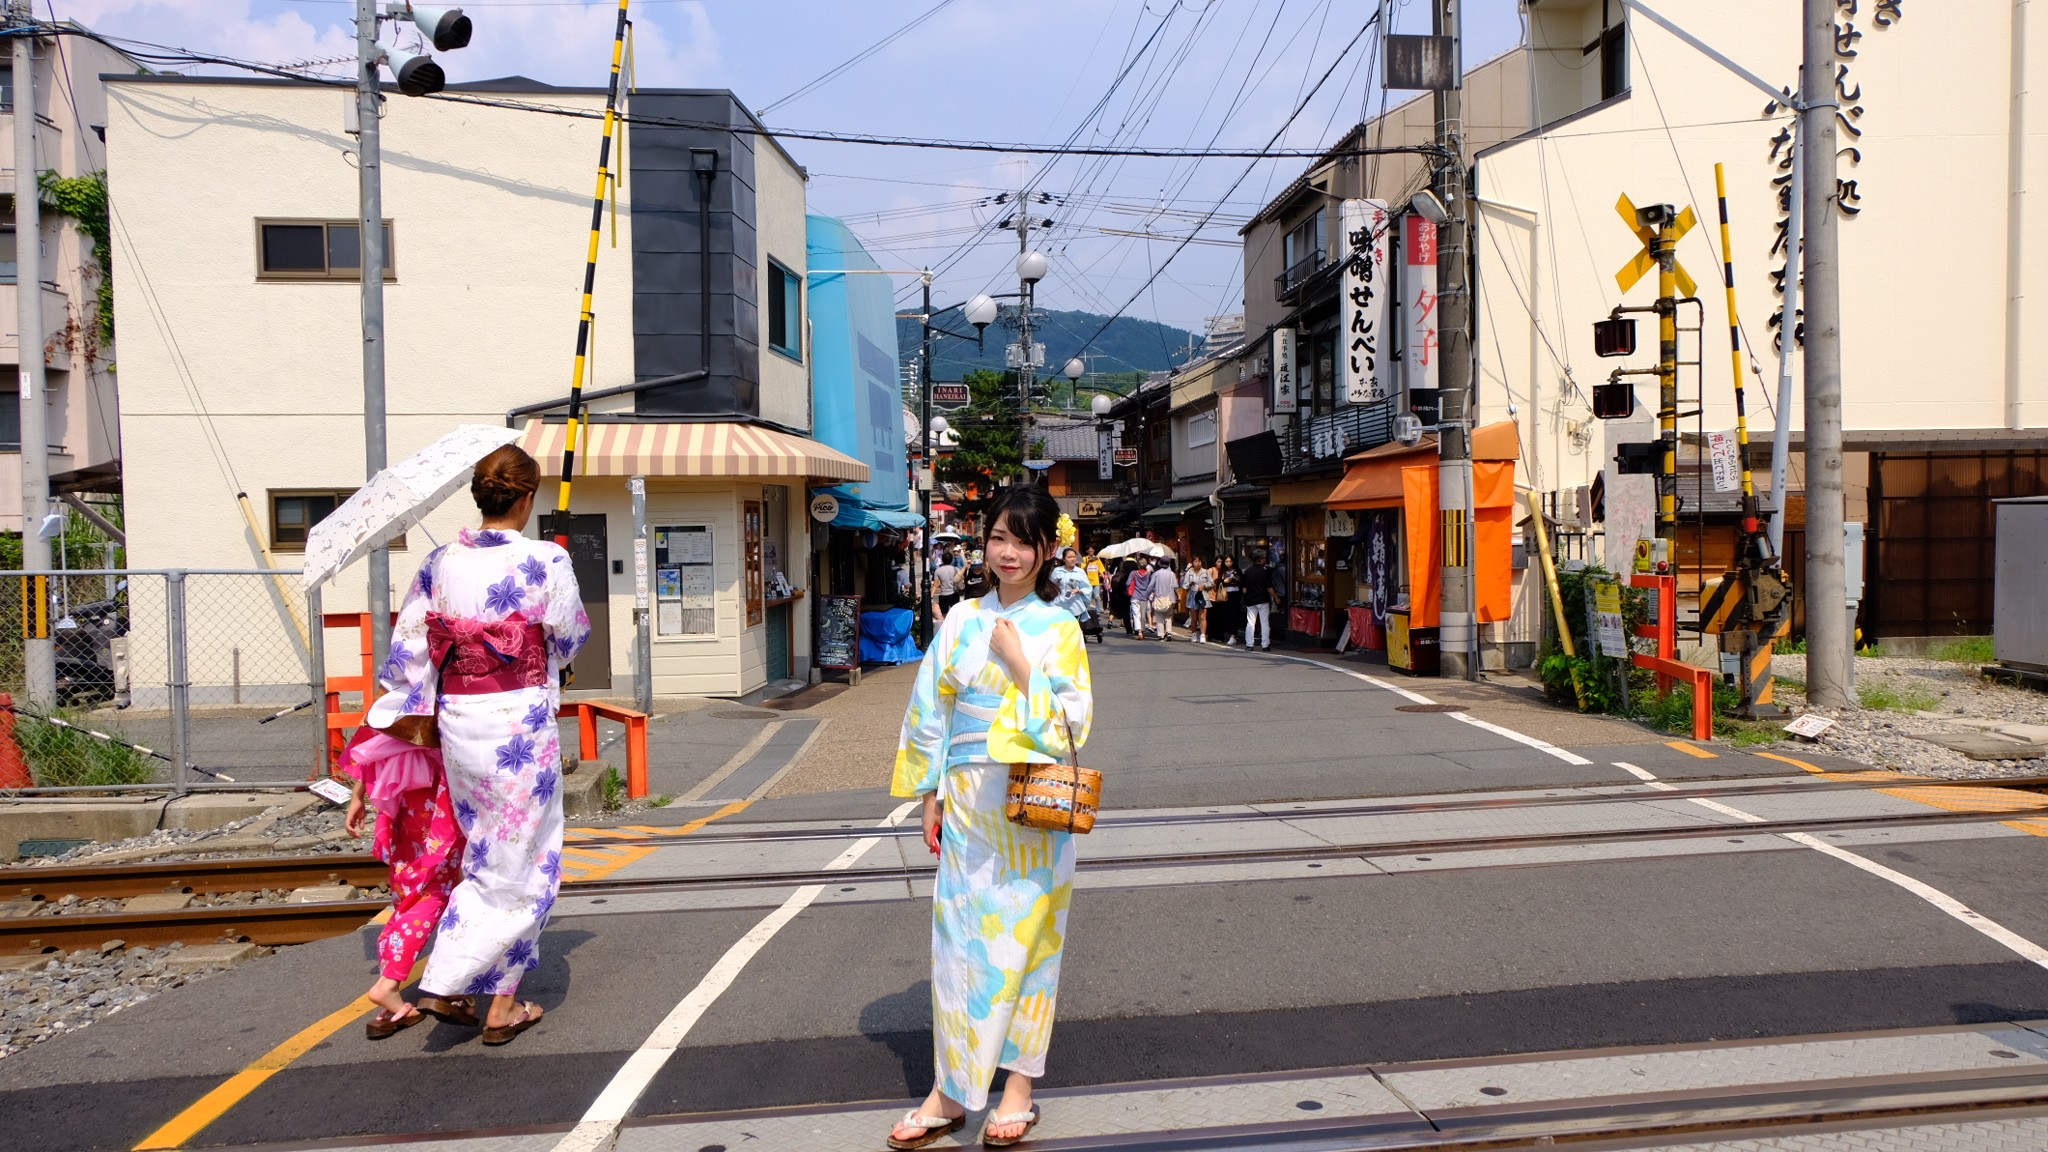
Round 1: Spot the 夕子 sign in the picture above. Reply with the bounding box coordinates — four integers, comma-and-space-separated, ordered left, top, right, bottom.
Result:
1403, 214, 1438, 399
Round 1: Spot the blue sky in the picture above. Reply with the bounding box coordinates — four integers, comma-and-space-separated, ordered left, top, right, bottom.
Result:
69, 0, 1525, 342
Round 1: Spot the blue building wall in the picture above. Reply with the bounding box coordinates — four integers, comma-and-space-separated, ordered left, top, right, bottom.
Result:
806, 215, 914, 525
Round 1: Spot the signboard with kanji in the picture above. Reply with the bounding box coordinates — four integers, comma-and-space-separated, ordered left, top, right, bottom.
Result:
932, 383, 970, 408
1113, 447, 1139, 467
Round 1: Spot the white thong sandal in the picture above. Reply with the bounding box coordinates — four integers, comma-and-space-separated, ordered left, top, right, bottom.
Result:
980, 1104, 1040, 1148
887, 1110, 965, 1150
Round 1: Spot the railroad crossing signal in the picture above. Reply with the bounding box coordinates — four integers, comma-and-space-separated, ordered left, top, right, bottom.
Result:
1614, 195, 1698, 298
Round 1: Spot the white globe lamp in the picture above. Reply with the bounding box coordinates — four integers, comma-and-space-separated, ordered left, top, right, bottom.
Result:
1016, 251, 1049, 284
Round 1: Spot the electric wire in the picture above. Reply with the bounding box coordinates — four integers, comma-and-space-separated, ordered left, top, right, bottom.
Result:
756, 0, 958, 117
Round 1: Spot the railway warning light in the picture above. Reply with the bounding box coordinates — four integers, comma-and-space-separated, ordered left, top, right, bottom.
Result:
1593, 316, 1637, 358
1592, 381, 1637, 420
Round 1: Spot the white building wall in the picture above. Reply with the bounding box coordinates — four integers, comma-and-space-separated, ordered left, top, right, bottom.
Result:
106, 78, 637, 689
1474, 0, 2043, 499
756, 149, 810, 432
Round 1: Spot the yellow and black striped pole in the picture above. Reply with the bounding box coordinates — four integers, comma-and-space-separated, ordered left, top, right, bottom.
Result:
551, 0, 633, 548
1713, 163, 1768, 556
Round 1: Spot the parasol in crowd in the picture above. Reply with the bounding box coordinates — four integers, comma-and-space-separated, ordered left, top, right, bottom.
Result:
1097, 538, 1173, 560
301, 424, 523, 590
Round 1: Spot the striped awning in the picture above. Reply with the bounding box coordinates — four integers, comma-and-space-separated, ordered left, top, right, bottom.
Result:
518, 420, 869, 482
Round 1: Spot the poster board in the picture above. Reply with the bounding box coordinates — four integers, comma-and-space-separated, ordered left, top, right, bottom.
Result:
743, 501, 765, 627
817, 594, 862, 670
654, 525, 716, 637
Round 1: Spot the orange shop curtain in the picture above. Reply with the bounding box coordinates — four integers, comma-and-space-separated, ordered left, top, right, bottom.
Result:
1474, 461, 1515, 623
1401, 460, 1516, 627
1402, 464, 1440, 627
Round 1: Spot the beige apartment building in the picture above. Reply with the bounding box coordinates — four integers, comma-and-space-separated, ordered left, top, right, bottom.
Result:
105, 74, 866, 701
1476, 0, 2046, 638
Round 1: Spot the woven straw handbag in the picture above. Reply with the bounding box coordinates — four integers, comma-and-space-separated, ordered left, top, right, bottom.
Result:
1004, 712, 1101, 834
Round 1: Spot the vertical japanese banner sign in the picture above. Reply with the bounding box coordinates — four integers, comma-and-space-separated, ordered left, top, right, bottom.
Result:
1403, 214, 1439, 400
1097, 425, 1113, 481
1272, 327, 1298, 413
1340, 199, 1391, 403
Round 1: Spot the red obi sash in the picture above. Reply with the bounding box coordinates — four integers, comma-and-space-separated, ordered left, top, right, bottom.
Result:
427, 611, 548, 695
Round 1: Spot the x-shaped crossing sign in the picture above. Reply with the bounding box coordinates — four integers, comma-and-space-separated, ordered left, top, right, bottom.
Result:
1614, 194, 1698, 298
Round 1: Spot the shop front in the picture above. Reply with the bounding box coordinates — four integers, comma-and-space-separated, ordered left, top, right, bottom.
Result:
1266, 475, 1341, 645
519, 418, 869, 698
1325, 422, 1520, 674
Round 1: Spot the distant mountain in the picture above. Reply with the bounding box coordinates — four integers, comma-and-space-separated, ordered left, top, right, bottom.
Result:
897, 308, 1203, 382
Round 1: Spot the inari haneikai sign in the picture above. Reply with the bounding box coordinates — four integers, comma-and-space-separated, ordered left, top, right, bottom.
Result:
1340, 199, 1390, 404
1271, 327, 1297, 413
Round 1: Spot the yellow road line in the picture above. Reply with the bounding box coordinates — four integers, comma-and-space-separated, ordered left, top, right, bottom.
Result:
1667, 741, 1718, 759
1756, 749, 2048, 826
135, 800, 753, 1149
134, 957, 426, 1150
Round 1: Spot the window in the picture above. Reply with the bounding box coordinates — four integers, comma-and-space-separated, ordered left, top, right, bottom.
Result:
767, 260, 801, 360
0, 65, 13, 110
269, 489, 405, 553
0, 391, 18, 451
0, 223, 15, 284
1590, 18, 1627, 101
1186, 409, 1217, 450
1278, 211, 1327, 295
257, 219, 395, 280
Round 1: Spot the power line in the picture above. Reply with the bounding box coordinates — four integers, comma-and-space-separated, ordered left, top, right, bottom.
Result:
757, 0, 958, 117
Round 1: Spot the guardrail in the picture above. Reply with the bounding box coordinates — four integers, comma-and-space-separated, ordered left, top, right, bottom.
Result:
1629, 573, 1713, 742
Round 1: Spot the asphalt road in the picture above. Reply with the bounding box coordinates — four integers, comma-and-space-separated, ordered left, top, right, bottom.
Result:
7, 640, 2048, 1152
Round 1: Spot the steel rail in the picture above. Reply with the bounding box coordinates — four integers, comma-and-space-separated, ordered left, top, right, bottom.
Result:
558, 772, 2048, 850
0, 899, 383, 952
2, 856, 391, 903
556, 802, 2048, 899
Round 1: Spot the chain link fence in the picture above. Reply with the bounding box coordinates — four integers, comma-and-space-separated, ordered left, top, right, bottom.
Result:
0, 569, 321, 791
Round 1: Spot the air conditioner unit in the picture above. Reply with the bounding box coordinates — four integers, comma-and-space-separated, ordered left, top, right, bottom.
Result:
1394, 413, 1424, 445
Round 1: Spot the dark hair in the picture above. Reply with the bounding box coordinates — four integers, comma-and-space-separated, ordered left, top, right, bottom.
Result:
472, 445, 541, 517
985, 484, 1061, 602
1221, 555, 1237, 569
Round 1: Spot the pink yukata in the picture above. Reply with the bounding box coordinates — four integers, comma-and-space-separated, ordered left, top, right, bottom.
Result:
366, 527, 590, 1000
336, 730, 465, 981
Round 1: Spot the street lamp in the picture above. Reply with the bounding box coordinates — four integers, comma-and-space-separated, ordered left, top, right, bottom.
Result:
916, 276, 1005, 647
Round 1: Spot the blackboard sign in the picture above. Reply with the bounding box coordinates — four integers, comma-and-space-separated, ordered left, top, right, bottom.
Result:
817, 595, 862, 670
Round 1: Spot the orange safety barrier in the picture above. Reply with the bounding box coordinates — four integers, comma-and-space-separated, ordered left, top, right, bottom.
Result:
320, 613, 650, 798
559, 700, 651, 800
1627, 574, 1713, 742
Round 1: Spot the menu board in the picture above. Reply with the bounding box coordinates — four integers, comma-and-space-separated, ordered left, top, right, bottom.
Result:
743, 501, 764, 627
817, 594, 862, 669
654, 525, 716, 636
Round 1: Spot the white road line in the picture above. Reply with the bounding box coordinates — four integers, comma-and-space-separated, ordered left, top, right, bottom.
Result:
1218, 646, 1595, 764
1612, 761, 2048, 971
552, 800, 920, 1152
1446, 712, 1595, 766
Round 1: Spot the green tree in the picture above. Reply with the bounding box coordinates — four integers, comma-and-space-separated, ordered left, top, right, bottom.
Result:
937, 368, 1023, 495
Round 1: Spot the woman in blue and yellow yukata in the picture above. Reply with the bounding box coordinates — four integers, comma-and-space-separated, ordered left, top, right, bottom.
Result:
887, 485, 1094, 1150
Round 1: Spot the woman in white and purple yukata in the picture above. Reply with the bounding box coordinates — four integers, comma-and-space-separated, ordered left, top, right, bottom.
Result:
363, 444, 591, 1046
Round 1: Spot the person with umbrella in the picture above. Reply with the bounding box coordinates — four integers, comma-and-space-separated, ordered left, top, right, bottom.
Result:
363, 444, 591, 1045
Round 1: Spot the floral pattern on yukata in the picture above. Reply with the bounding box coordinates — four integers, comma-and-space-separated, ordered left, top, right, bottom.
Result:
371, 774, 465, 982
369, 527, 590, 998
892, 593, 1092, 1110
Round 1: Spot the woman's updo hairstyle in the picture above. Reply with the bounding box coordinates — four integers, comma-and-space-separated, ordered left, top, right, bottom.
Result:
985, 484, 1062, 602
472, 444, 541, 517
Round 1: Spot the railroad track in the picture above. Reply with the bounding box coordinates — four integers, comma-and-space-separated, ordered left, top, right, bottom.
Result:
7, 772, 2047, 955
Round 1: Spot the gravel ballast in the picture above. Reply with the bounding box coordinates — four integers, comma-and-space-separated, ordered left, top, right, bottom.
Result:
1770, 652, 2048, 778
0, 941, 275, 1061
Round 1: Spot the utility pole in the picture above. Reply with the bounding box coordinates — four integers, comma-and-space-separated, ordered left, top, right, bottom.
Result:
1014, 199, 1041, 465
356, 0, 392, 671
13, 6, 53, 706
1800, 0, 1850, 708
1433, 0, 1478, 679
919, 272, 936, 647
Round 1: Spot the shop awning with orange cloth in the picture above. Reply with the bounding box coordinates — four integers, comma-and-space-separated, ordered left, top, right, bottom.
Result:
518, 419, 869, 482
1327, 421, 1521, 627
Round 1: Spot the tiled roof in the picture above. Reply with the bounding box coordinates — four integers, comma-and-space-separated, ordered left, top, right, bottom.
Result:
1033, 417, 1100, 461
